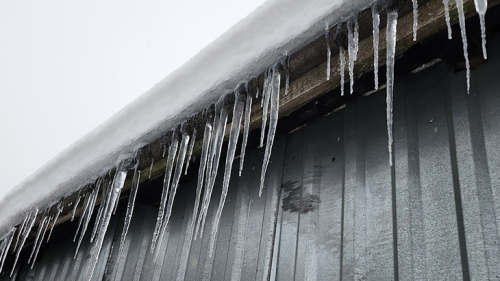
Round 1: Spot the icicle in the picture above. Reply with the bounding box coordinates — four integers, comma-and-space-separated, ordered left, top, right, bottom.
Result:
208, 86, 246, 258
30, 216, 50, 269
326, 22, 331, 81
28, 214, 48, 264
151, 128, 179, 253
196, 95, 229, 238
0, 228, 15, 274
285, 70, 290, 96
372, 3, 380, 90
474, 0, 488, 59
74, 192, 91, 242
11, 208, 37, 277
112, 170, 125, 215
86, 158, 132, 281
443, 0, 453, 39
149, 158, 154, 179
456, 0, 471, 93
261, 70, 268, 108
90, 177, 109, 243
75, 184, 100, 258
347, 15, 359, 94
412, 0, 418, 41
185, 126, 197, 175
260, 70, 272, 147
0, 240, 5, 269
0, 246, 5, 274
118, 158, 141, 258
196, 101, 221, 239
336, 24, 346, 96
71, 194, 81, 221
239, 91, 252, 177
46, 202, 63, 243
13, 213, 29, 253
193, 105, 215, 240
260, 62, 282, 197
154, 122, 191, 260
386, 10, 398, 166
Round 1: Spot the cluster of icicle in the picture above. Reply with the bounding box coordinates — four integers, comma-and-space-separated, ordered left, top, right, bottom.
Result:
326, 0, 488, 166
1, 0, 491, 279
149, 58, 289, 261
1, 202, 63, 277
0, 153, 141, 279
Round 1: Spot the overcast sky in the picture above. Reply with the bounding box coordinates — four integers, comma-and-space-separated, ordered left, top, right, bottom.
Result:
0, 0, 267, 198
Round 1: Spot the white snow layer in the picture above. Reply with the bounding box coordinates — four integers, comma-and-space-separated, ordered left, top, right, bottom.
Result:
0, 0, 374, 233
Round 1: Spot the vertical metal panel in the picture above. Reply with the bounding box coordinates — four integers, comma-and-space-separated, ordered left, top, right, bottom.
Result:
342, 94, 369, 281
223, 149, 258, 281
448, 33, 500, 281
393, 68, 427, 281
256, 135, 286, 281
209, 163, 239, 281
276, 127, 306, 281
394, 62, 465, 280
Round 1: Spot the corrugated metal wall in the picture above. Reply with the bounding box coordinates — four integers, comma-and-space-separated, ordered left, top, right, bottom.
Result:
6, 33, 500, 281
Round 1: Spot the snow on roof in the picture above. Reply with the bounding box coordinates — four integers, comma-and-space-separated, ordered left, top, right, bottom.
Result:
0, 0, 373, 232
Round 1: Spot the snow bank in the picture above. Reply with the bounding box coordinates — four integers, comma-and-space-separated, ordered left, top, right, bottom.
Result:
0, 0, 373, 232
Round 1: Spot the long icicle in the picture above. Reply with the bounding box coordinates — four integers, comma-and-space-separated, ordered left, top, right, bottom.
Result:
90, 177, 109, 243
86, 159, 132, 281
386, 10, 399, 166
11, 208, 37, 277
0, 228, 15, 274
372, 3, 380, 90
196, 95, 229, 238
259, 61, 282, 197
336, 24, 346, 96
30, 216, 50, 269
155, 122, 191, 260
443, 0, 453, 39
149, 158, 154, 179
118, 155, 141, 258
456, 0, 471, 93
46, 202, 63, 243
151, 129, 179, 253
260, 70, 272, 147
28, 214, 47, 264
74, 192, 91, 242
75, 184, 100, 258
474, 0, 488, 59
239, 88, 253, 177
412, 0, 418, 41
195, 105, 221, 240
326, 22, 331, 81
347, 15, 359, 94
12, 213, 29, 253
71, 194, 82, 221
193, 105, 215, 240
208, 87, 246, 258
285, 57, 290, 96
185, 122, 197, 175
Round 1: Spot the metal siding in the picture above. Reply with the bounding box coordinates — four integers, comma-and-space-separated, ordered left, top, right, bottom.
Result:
7, 33, 500, 281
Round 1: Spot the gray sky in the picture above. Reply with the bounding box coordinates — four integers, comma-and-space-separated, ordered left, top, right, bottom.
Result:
0, 0, 266, 198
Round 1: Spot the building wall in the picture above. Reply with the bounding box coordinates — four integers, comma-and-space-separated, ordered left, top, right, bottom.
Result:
6, 32, 500, 281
